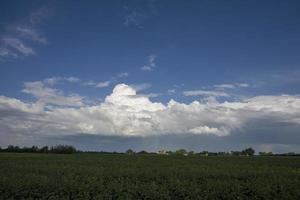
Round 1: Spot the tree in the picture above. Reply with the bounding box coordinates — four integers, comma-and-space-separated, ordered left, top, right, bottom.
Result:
231, 151, 241, 156
198, 151, 209, 156
40, 146, 49, 153
126, 149, 134, 155
31, 146, 38, 153
137, 150, 148, 154
50, 145, 76, 154
7, 145, 20, 152
175, 149, 187, 155
242, 148, 255, 156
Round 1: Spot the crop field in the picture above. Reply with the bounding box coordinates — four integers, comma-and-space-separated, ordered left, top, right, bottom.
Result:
0, 153, 300, 199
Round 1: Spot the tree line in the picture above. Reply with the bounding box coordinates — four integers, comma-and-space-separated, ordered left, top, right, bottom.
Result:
126, 148, 299, 156
0, 145, 77, 154
1, 145, 299, 156
126, 148, 256, 156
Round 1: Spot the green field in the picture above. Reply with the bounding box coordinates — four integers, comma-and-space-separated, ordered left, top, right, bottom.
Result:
0, 153, 300, 199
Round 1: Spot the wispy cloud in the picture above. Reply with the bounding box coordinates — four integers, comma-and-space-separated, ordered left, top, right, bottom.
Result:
123, 10, 141, 27
28, 6, 53, 25
0, 47, 17, 58
65, 77, 80, 83
141, 54, 156, 71
271, 69, 300, 84
15, 27, 47, 44
0, 6, 52, 61
213, 83, 249, 90
213, 84, 236, 89
244, 69, 300, 89
167, 89, 176, 95
82, 80, 97, 86
43, 76, 80, 85
140, 93, 161, 98
96, 81, 110, 88
237, 83, 249, 87
183, 90, 230, 97
122, 1, 157, 28
130, 83, 151, 91
117, 72, 129, 78
111, 72, 129, 82
83, 72, 129, 88
1, 37, 35, 56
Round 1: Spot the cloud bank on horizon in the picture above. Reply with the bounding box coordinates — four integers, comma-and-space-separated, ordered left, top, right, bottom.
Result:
1, 81, 299, 140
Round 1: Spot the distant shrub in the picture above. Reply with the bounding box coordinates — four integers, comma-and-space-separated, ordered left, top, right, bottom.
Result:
241, 147, 255, 156
137, 150, 148, 154
126, 149, 134, 155
175, 149, 187, 155
259, 151, 273, 156
50, 145, 77, 154
39, 146, 49, 153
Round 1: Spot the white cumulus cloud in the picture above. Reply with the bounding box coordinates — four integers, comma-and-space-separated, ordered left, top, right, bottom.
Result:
189, 126, 227, 136
0, 83, 300, 139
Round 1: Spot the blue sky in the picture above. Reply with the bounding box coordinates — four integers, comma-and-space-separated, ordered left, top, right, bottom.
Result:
1, 0, 300, 152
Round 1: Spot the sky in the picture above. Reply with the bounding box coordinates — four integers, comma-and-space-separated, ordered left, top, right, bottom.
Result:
1, 0, 300, 153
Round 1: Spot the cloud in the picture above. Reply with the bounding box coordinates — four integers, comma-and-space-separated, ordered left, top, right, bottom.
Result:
82, 80, 97, 86
96, 81, 110, 88
28, 6, 53, 25
183, 90, 230, 97
214, 84, 236, 89
271, 69, 300, 84
111, 72, 129, 82
130, 83, 151, 91
123, 10, 141, 27
0, 47, 17, 58
83, 72, 129, 88
117, 72, 129, 78
2, 37, 35, 56
237, 83, 249, 88
0, 7, 51, 60
15, 27, 47, 44
141, 55, 156, 71
189, 126, 226, 136
22, 81, 83, 107
64, 77, 80, 83
122, 2, 157, 28
140, 93, 161, 98
43, 77, 80, 85
213, 83, 249, 90
168, 89, 176, 95
1, 83, 300, 143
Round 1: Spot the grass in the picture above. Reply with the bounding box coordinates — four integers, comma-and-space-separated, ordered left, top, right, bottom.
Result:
0, 153, 300, 199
